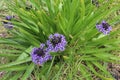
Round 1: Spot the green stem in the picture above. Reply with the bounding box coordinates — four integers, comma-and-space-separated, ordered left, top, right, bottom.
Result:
47, 56, 55, 75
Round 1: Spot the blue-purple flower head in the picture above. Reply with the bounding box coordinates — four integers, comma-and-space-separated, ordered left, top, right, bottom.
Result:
96, 21, 112, 35
5, 16, 13, 20
3, 22, 13, 29
31, 44, 52, 65
3, 16, 14, 29
31, 33, 67, 65
47, 33, 67, 52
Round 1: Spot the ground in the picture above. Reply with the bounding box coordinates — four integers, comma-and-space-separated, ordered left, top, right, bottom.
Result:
0, 1, 120, 80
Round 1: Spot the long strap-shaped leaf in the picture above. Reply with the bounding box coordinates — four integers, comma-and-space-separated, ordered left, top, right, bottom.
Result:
10, 71, 24, 80
0, 65, 27, 71
0, 53, 19, 58
0, 57, 31, 69
87, 62, 114, 80
21, 63, 35, 80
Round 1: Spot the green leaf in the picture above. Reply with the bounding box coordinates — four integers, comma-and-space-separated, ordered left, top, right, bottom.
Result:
47, 56, 55, 75
87, 62, 114, 80
0, 53, 19, 58
79, 64, 92, 80
0, 65, 27, 71
92, 61, 112, 76
10, 72, 24, 80
21, 63, 35, 80
2, 72, 11, 80
0, 49, 22, 53
0, 38, 19, 45
0, 57, 31, 69
16, 46, 33, 61
52, 64, 64, 80
79, 47, 120, 54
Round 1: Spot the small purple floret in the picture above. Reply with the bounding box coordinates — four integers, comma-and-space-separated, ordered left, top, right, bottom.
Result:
31, 44, 52, 65
3, 16, 14, 29
3, 24, 13, 29
96, 21, 112, 35
5, 16, 13, 20
47, 33, 67, 52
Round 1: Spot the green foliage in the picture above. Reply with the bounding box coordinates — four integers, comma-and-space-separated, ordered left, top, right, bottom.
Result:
0, 0, 120, 79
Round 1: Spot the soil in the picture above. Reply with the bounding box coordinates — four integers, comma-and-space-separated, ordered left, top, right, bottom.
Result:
108, 63, 120, 80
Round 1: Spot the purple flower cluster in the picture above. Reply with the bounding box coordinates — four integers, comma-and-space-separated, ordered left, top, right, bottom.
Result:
6, 16, 13, 20
96, 21, 112, 35
3, 16, 14, 29
31, 44, 52, 65
47, 33, 67, 52
31, 33, 67, 65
